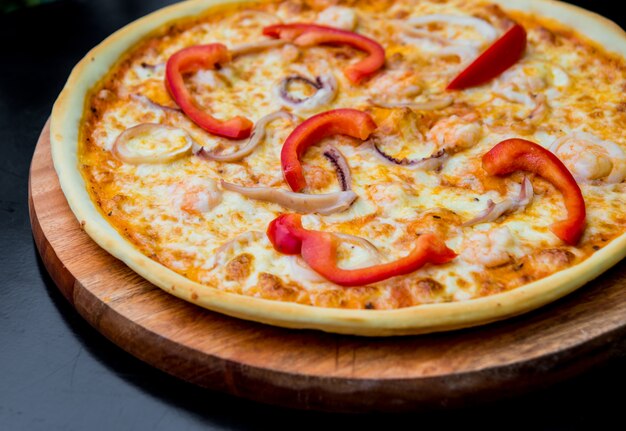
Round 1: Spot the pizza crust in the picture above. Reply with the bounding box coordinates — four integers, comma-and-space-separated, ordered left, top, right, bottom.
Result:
51, 0, 626, 336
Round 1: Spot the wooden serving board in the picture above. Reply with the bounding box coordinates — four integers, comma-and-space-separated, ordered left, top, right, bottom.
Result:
30, 121, 626, 412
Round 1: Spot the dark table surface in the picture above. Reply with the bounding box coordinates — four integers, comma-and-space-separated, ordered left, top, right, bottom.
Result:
2, 0, 626, 429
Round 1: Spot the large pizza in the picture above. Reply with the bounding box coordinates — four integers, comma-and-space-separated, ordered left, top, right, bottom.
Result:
50, 0, 626, 335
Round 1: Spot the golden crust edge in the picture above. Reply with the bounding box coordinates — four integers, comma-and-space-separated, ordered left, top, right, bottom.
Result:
50, 0, 626, 336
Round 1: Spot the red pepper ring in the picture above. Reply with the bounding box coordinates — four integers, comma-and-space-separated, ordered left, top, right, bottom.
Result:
482, 138, 586, 245
165, 44, 253, 139
267, 214, 457, 287
263, 23, 386, 84
447, 23, 527, 91
281, 108, 377, 192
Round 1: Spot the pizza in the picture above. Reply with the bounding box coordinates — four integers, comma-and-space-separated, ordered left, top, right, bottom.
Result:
50, 0, 626, 336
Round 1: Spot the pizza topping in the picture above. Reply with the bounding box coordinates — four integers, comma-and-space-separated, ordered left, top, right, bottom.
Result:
367, 69, 423, 102
522, 248, 575, 278
463, 176, 534, 226
165, 43, 253, 139
262, 23, 385, 84
230, 9, 282, 28
549, 132, 626, 184
427, 114, 483, 154
267, 214, 456, 287
206, 231, 264, 270
275, 74, 338, 112
333, 232, 382, 260
461, 226, 517, 268
194, 111, 295, 162
112, 123, 193, 164
494, 65, 549, 101
368, 95, 454, 111
322, 145, 352, 191
281, 108, 377, 192
490, 65, 554, 130
229, 39, 288, 57
447, 23, 527, 90
400, 14, 498, 62
316, 6, 357, 31
130, 94, 181, 114
370, 137, 447, 171
482, 138, 586, 245
78, 0, 626, 312
287, 256, 326, 283
220, 181, 357, 215
178, 179, 223, 215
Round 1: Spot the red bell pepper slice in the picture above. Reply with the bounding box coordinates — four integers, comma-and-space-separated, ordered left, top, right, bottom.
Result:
482, 138, 586, 245
267, 214, 457, 287
263, 23, 385, 84
281, 108, 377, 192
447, 23, 527, 91
165, 44, 253, 139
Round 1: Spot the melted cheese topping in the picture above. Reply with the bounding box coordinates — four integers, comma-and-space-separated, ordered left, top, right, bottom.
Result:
80, 0, 626, 310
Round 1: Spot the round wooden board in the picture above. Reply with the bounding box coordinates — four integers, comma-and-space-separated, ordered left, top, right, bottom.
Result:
30, 120, 626, 413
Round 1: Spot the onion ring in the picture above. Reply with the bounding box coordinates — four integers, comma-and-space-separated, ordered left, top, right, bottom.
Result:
195, 111, 296, 162
131, 93, 181, 113
112, 123, 194, 164
463, 177, 534, 226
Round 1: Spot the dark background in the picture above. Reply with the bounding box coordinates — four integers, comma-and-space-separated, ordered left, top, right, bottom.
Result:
1, 1, 624, 429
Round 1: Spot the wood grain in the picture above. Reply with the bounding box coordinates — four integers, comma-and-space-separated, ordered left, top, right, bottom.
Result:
29, 121, 626, 412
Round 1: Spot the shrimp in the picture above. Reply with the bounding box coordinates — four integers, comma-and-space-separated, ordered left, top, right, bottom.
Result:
461, 226, 517, 267
500, 66, 548, 97
427, 114, 483, 154
177, 178, 223, 215
549, 132, 626, 184
316, 6, 357, 31
491, 63, 568, 130
365, 182, 419, 217
368, 69, 423, 103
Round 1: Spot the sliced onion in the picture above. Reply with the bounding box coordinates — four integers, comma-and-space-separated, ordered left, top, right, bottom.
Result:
369, 137, 447, 171
323, 145, 352, 191
112, 123, 194, 164
400, 30, 479, 61
288, 233, 382, 280
287, 256, 327, 283
195, 111, 295, 162
528, 93, 548, 123
406, 14, 498, 41
463, 177, 534, 226
275, 74, 338, 112
231, 10, 282, 27
139, 62, 165, 72
493, 88, 534, 106
316, 6, 357, 31
333, 233, 382, 261
131, 94, 181, 113
230, 39, 288, 57
368, 96, 454, 111
207, 231, 264, 270
400, 14, 497, 61
279, 75, 322, 104
221, 181, 357, 215
214, 231, 263, 256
